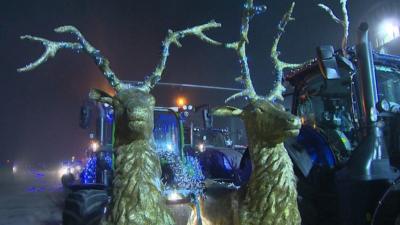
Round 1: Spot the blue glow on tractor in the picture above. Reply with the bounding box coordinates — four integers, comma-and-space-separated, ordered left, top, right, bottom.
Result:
223, 157, 233, 171
81, 155, 97, 184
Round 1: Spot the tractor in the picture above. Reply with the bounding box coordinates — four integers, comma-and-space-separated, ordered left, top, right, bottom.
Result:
285, 23, 400, 225
62, 84, 252, 225
62, 97, 206, 225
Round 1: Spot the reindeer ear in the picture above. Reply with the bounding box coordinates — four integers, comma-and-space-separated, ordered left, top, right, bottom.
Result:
89, 88, 114, 105
212, 106, 243, 117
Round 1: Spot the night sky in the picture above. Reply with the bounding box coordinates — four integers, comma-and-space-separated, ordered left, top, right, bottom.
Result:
0, 0, 398, 163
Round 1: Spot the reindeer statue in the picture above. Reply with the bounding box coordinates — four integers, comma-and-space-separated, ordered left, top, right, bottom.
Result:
187, 1, 304, 225
18, 23, 221, 225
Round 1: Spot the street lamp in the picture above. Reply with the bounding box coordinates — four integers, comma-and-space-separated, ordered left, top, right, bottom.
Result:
176, 96, 187, 107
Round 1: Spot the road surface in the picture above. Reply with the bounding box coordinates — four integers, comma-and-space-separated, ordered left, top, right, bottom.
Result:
0, 168, 64, 225
0, 167, 231, 225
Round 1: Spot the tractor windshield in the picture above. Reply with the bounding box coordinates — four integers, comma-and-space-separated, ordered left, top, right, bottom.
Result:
376, 66, 400, 104
153, 111, 181, 156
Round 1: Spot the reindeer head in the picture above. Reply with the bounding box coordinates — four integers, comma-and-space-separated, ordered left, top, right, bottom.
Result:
213, 1, 302, 146
214, 99, 300, 146
18, 22, 221, 146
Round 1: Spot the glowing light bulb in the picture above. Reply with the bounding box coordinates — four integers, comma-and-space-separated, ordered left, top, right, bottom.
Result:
176, 97, 187, 107
91, 141, 99, 152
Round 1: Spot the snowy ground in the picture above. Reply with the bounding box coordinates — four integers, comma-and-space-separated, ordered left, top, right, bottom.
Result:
0, 168, 64, 225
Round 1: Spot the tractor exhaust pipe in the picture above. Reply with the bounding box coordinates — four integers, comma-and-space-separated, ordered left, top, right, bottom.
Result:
345, 22, 396, 180
335, 22, 398, 225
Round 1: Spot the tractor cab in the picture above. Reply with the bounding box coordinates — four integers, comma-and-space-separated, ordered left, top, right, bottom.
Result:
286, 46, 400, 173
182, 105, 251, 187
77, 101, 205, 204
285, 41, 400, 225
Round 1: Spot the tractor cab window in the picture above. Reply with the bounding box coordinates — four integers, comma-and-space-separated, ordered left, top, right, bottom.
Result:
295, 69, 355, 134
153, 111, 180, 156
193, 129, 232, 148
376, 66, 400, 104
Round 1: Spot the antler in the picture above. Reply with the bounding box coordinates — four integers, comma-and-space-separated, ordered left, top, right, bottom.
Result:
140, 21, 222, 92
224, 0, 267, 103
267, 2, 302, 102
318, 0, 349, 56
18, 22, 221, 93
18, 26, 125, 92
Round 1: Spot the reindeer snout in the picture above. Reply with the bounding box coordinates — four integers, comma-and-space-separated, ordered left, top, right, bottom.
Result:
288, 116, 301, 129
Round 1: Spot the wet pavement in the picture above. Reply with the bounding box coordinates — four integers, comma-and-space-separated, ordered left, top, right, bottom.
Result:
0, 168, 64, 225
0, 168, 230, 225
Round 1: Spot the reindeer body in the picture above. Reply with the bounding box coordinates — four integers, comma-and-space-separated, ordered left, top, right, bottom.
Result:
241, 143, 299, 225
205, 100, 301, 225
239, 101, 301, 225
102, 89, 175, 225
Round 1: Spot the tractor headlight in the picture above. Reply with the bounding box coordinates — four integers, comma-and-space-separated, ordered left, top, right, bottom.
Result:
197, 143, 205, 152
58, 166, 68, 178
167, 191, 184, 202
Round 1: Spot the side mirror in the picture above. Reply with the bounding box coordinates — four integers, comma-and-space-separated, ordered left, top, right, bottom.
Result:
79, 104, 92, 129
316, 45, 340, 79
202, 108, 213, 129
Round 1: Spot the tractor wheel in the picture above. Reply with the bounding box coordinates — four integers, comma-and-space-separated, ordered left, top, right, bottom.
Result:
61, 173, 75, 187
62, 189, 109, 225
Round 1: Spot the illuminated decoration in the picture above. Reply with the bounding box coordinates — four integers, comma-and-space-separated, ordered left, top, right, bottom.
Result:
378, 19, 400, 47
154, 112, 180, 155
81, 155, 97, 184
176, 96, 187, 107
161, 151, 205, 206
80, 151, 113, 184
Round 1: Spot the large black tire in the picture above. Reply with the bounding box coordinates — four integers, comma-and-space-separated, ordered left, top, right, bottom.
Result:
61, 173, 75, 187
62, 189, 109, 225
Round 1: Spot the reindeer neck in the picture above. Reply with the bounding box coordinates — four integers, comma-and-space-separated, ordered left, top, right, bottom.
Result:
247, 142, 295, 187
241, 141, 300, 225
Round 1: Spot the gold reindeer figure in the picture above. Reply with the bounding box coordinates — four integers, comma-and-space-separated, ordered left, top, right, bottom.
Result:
189, 2, 305, 225
18, 23, 221, 225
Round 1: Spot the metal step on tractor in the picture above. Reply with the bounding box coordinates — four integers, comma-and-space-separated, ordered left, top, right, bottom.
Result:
284, 23, 400, 225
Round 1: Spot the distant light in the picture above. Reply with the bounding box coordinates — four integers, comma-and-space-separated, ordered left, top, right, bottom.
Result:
197, 143, 205, 152
91, 141, 100, 152
58, 166, 68, 178
167, 191, 183, 202
176, 97, 187, 107
166, 144, 173, 151
12, 166, 17, 174
378, 19, 400, 46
